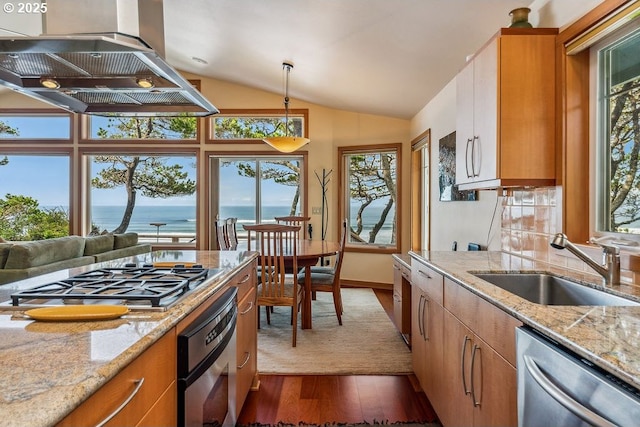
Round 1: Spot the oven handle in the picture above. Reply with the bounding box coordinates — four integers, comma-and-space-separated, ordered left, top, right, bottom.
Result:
523, 356, 616, 427
95, 378, 144, 427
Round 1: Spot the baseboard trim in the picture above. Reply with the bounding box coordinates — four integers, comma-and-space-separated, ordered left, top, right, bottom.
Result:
340, 278, 392, 291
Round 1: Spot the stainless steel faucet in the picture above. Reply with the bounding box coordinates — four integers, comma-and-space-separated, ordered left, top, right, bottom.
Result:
550, 233, 621, 286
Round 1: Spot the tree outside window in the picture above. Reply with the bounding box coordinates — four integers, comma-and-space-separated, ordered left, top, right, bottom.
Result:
339, 144, 401, 253
597, 26, 640, 235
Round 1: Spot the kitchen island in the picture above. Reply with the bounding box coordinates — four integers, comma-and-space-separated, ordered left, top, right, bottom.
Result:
409, 250, 640, 389
0, 250, 258, 427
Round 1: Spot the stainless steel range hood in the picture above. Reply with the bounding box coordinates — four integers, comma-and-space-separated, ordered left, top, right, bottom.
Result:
0, 0, 218, 116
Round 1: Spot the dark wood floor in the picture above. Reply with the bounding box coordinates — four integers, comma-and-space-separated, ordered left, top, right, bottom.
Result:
236, 289, 440, 426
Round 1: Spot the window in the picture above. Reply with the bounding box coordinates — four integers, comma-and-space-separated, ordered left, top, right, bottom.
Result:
0, 113, 71, 139
86, 116, 198, 140
87, 153, 197, 246
209, 154, 306, 250
208, 109, 309, 144
339, 144, 401, 253
594, 21, 640, 235
0, 154, 71, 240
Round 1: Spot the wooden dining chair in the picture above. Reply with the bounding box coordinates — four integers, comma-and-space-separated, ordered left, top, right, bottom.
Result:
243, 223, 304, 346
214, 218, 230, 250
225, 217, 239, 250
298, 219, 347, 325
275, 215, 311, 240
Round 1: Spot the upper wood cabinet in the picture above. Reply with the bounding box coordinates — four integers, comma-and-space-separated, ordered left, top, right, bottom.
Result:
455, 28, 558, 190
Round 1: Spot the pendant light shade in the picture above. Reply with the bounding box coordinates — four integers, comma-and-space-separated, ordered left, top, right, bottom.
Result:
263, 62, 310, 152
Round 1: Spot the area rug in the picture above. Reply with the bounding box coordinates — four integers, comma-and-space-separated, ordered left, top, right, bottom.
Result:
257, 288, 413, 375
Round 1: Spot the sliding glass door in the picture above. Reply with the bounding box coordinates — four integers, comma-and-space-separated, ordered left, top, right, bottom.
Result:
210, 155, 304, 249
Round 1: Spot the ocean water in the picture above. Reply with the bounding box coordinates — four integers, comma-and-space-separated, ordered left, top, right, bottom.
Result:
90, 205, 395, 242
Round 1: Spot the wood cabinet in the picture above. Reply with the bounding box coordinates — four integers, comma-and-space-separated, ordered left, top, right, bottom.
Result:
230, 259, 259, 416
392, 254, 412, 344
439, 277, 521, 427
410, 259, 445, 414
455, 28, 558, 190
58, 260, 259, 427
57, 329, 177, 427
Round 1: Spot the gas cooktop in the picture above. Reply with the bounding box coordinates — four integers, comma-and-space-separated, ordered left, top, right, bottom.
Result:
6, 263, 223, 311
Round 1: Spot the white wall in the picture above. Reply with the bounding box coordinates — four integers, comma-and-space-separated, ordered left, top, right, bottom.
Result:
408, 0, 607, 252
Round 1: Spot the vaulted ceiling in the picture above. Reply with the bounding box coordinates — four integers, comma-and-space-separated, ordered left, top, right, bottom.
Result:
161, 0, 532, 119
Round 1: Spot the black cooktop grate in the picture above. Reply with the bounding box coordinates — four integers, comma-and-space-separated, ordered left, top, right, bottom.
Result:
10, 264, 210, 308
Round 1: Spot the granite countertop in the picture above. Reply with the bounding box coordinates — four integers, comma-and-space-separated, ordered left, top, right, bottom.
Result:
0, 250, 257, 427
409, 250, 640, 389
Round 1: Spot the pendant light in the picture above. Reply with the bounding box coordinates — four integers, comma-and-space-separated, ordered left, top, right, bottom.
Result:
263, 62, 310, 153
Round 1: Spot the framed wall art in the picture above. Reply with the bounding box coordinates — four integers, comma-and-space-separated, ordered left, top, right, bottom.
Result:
438, 131, 477, 202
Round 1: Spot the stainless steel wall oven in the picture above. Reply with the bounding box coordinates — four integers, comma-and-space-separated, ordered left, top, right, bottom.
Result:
178, 287, 237, 427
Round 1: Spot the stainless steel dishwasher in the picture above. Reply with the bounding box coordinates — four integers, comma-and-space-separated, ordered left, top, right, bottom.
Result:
516, 326, 640, 427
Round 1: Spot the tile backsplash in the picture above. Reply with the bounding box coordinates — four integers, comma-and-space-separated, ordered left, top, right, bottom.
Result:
500, 186, 640, 284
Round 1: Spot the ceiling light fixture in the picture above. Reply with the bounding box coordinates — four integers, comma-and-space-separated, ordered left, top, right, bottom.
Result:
263, 62, 310, 153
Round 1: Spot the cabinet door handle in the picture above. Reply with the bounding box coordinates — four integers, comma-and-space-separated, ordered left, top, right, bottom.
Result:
471, 135, 480, 177
523, 356, 616, 427
423, 297, 430, 341
461, 335, 471, 395
470, 344, 482, 407
238, 351, 251, 370
465, 137, 473, 178
95, 378, 144, 427
240, 300, 254, 315
417, 295, 425, 339
238, 273, 251, 284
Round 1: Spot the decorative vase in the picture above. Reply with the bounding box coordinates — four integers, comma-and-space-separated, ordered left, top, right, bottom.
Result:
509, 7, 533, 28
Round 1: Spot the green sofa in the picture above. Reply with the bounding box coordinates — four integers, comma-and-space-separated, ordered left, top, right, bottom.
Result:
0, 233, 151, 285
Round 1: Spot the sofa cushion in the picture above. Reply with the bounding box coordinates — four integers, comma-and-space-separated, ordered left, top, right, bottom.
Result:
113, 233, 139, 249
84, 234, 115, 256
0, 243, 12, 268
4, 236, 85, 269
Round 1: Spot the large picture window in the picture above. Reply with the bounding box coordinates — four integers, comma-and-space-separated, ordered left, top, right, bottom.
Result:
0, 154, 71, 240
209, 154, 306, 249
595, 22, 640, 235
87, 153, 197, 246
339, 144, 401, 253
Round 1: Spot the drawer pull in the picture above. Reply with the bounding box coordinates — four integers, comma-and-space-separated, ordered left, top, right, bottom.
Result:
237, 273, 251, 284
393, 265, 400, 271
238, 351, 251, 369
418, 269, 432, 279
95, 377, 144, 427
240, 301, 254, 315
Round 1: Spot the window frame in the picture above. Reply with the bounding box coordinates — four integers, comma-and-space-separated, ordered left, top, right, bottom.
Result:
558, 0, 640, 243
592, 19, 640, 237
206, 109, 309, 146
80, 147, 200, 246
205, 150, 309, 250
338, 143, 402, 254
0, 109, 74, 142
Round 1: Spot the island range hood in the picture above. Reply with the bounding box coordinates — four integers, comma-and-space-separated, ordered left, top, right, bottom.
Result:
0, 0, 218, 116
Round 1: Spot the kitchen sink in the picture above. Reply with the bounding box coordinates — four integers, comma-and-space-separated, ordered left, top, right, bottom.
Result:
473, 272, 640, 306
